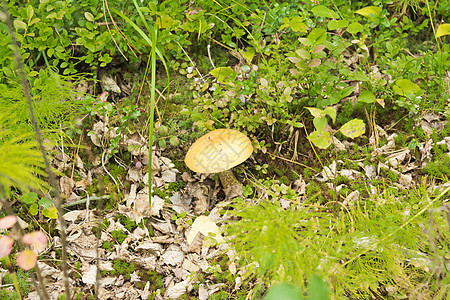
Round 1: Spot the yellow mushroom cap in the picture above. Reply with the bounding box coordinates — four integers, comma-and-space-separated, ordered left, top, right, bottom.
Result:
185, 129, 253, 173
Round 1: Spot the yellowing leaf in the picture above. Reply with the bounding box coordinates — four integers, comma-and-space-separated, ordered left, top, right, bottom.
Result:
289, 16, 307, 33
309, 58, 321, 68
392, 79, 422, 97
16, 249, 37, 270
323, 107, 336, 123
307, 130, 331, 149
355, 6, 382, 19
376, 98, 385, 108
435, 23, 450, 38
210, 67, 236, 83
340, 119, 365, 138
305, 107, 324, 118
242, 48, 255, 64
14, 20, 27, 30
187, 216, 224, 245
84, 12, 94, 22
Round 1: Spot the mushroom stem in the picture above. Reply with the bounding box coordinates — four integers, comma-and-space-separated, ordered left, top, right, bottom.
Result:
218, 169, 244, 200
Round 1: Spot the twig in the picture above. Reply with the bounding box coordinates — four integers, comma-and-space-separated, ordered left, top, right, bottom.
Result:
62, 195, 110, 208
1, 3, 71, 299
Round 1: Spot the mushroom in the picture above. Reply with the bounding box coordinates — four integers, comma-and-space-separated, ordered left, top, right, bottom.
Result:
184, 129, 253, 199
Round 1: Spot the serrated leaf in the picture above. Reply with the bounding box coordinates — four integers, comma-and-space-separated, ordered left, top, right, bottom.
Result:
43, 207, 58, 219
210, 67, 236, 83
347, 22, 362, 34
436, 23, 450, 38
14, 20, 27, 30
21, 192, 38, 205
38, 197, 52, 209
308, 130, 331, 149
355, 6, 382, 19
392, 79, 422, 97
340, 119, 365, 138
323, 107, 336, 123
311, 5, 339, 19
358, 90, 376, 103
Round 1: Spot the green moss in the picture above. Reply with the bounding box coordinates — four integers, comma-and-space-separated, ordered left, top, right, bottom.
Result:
423, 154, 450, 178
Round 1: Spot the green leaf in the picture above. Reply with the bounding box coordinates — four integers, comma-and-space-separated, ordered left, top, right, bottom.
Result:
38, 197, 53, 209
392, 79, 422, 97
158, 139, 167, 148
29, 203, 39, 216
242, 48, 255, 63
305, 107, 324, 118
328, 19, 349, 30
209, 67, 237, 83
340, 119, 365, 138
14, 20, 27, 30
435, 23, 450, 38
311, 6, 339, 19
158, 125, 169, 137
169, 136, 180, 147
313, 116, 327, 132
307, 28, 327, 45
263, 283, 304, 300
347, 22, 362, 34
26, 5, 34, 19
358, 90, 376, 104
308, 130, 331, 149
355, 6, 382, 19
308, 276, 329, 300
21, 192, 38, 205
43, 207, 58, 219
323, 107, 336, 123
84, 12, 95, 22
289, 16, 307, 33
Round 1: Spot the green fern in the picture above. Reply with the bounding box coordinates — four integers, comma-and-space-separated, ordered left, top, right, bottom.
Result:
226, 183, 449, 299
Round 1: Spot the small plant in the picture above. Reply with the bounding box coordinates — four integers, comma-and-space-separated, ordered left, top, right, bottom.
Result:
0, 215, 47, 298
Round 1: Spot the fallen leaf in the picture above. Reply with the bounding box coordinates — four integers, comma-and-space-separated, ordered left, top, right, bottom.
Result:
187, 216, 224, 245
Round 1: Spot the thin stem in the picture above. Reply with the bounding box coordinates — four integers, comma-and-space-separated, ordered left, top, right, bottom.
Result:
1, 3, 71, 299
